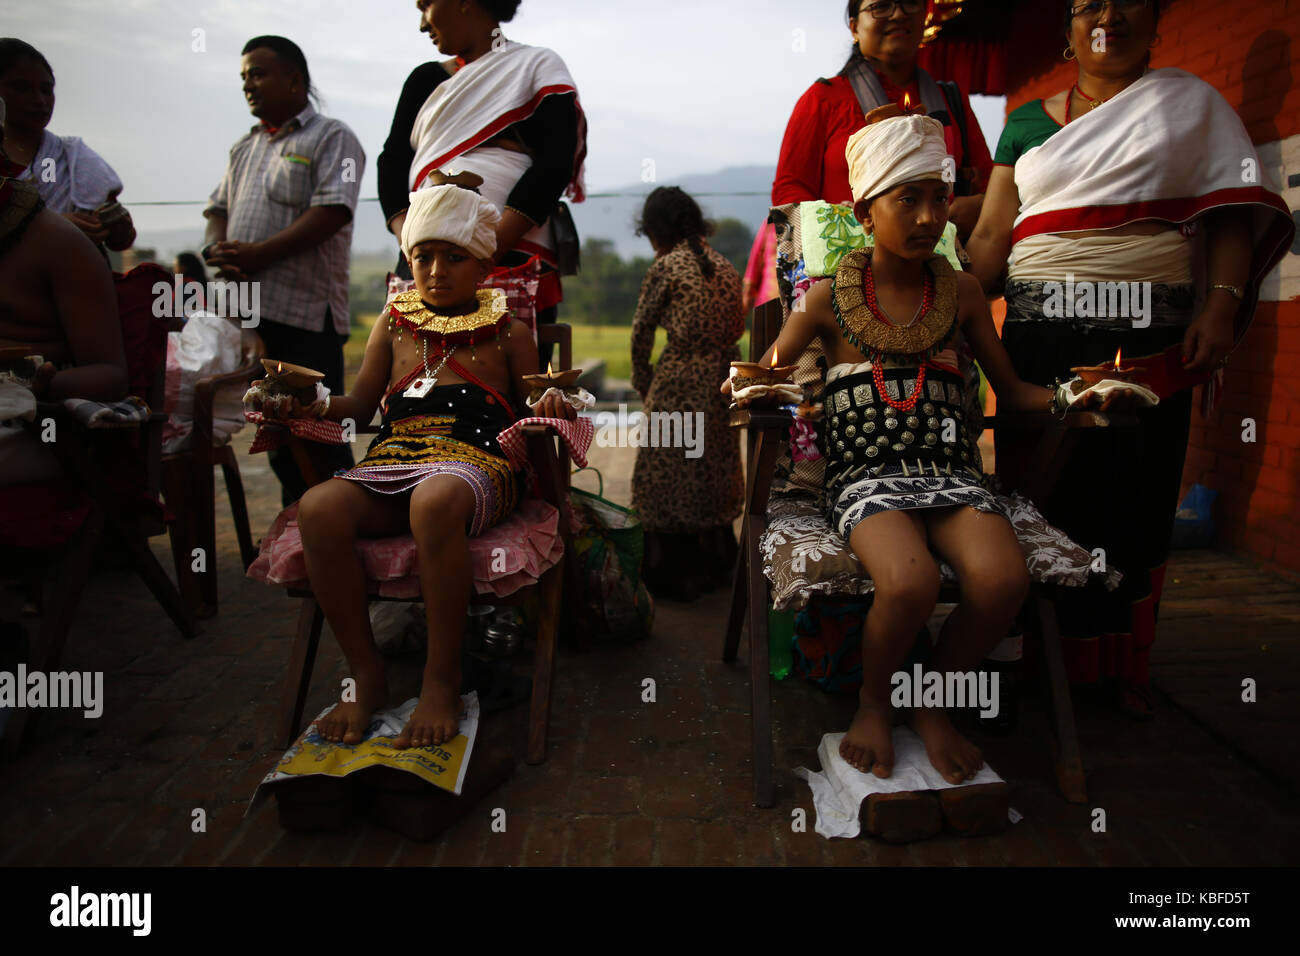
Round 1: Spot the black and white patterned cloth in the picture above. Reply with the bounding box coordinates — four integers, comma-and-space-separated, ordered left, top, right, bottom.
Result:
828, 462, 1008, 540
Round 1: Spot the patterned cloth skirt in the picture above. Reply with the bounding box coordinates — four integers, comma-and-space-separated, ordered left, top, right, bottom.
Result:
829, 464, 1009, 540
337, 385, 518, 536
823, 365, 1007, 539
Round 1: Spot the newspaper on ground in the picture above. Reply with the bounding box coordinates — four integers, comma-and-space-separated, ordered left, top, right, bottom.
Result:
248, 692, 480, 814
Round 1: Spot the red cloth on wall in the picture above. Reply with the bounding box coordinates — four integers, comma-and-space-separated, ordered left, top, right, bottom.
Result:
918, 36, 1008, 97
772, 73, 994, 206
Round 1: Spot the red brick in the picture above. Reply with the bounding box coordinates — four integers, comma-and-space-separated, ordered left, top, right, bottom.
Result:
433, 811, 489, 866
1240, 529, 1279, 561
611, 817, 655, 866
1272, 541, 1300, 573
641, 771, 718, 819
521, 814, 568, 866
216, 803, 283, 865
475, 809, 528, 866
568, 816, 614, 866
172, 803, 251, 865
654, 819, 698, 866
571, 775, 642, 815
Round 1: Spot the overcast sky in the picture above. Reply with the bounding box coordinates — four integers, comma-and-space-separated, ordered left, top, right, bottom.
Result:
9, 0, 1006, 249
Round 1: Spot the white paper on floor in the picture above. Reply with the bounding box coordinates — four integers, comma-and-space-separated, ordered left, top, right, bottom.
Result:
793, 728, 1004, 839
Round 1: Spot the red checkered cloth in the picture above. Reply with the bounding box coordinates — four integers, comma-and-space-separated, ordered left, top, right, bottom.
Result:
246, 411, 346, 453
497, 415, 593, 471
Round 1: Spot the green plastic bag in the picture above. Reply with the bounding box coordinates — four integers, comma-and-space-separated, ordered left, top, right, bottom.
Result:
567, 469, 654, 643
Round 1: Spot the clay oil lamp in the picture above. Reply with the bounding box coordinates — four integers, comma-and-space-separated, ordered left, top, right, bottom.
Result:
260, 359, 325, 404
1071, 348, 1136, 387
522, 361, 583, 405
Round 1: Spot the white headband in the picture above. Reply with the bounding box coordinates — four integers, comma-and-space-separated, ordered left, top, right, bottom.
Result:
846, 114, 950, 204
401, 183, 501, 261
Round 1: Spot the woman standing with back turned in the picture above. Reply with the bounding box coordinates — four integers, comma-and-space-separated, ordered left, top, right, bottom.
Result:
631, 187, 745, 603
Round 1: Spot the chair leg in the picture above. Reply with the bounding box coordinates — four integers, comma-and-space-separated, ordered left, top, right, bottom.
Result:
722, 522, 748, 663
1035, 593, 1087, 804
218, 446, 258, 570
195, 452, 219, 613
161, 457, 206, 618
279, 598, 325, 749
746, 514, 775, 808
3, 509, 102, 758
111, 510, 197, 640
526, 557, 564, 766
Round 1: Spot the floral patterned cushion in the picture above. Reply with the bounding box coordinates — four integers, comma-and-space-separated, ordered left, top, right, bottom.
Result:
760, 491, 1121, 612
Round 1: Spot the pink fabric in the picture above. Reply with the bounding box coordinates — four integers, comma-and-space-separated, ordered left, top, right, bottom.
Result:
246, 411, 346, 452
246, 495, 562, 599
498, 415, 593, 471
743, 223, 779, 305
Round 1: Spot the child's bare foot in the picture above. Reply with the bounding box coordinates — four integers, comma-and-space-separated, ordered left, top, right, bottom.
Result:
840, 701, 895, 777
393, 677, 463, 749
317, 669, 388, 745
911, 706, 984, 785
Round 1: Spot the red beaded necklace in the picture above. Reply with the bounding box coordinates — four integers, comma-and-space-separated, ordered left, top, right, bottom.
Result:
862, 261, 935, 412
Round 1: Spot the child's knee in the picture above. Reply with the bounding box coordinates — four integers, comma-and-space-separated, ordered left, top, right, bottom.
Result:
967, 562, 1030, 611
298, 484, 352, 540
409, 480, 473, 539
874, 568, 941, 615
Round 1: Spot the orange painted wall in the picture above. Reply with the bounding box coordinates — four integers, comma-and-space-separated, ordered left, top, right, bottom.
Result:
997, 0, 1300, 576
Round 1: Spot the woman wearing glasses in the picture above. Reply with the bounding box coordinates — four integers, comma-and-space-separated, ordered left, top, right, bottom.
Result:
966, 0, 1293, 716
772, 0, 993, 240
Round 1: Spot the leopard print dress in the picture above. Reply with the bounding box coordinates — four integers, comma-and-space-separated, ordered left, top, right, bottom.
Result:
630, 240, 744, 532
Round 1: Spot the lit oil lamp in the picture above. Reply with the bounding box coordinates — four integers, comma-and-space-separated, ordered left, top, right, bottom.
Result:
1071, 348, 1136, 386
522, 361, 582, 404
260, 359, 324, 403
730, 346, 797, 391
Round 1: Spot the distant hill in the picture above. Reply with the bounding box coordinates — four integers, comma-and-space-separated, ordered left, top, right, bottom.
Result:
134, 164, 777, 264
571, 164, 776, 259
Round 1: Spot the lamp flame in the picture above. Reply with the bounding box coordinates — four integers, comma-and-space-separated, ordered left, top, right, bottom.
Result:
903, 93, 912, 112
546, 361, 554, 376
276, 361, 283, 374
770, 347, 779, 368
1114, 349, 1122, 370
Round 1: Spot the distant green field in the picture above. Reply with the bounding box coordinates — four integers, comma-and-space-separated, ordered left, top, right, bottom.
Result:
345, 315, 751, 384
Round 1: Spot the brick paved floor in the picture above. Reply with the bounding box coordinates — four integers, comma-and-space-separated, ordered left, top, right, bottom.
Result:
2, 429, 1297, 866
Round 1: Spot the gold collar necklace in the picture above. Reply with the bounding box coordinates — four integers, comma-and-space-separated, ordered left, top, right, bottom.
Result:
388, 288, 511, 342
832, 249, 958, 362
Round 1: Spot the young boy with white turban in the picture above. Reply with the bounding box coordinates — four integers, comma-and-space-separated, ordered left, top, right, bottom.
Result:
736, 107, 1064, 785
250, 174, 570, 749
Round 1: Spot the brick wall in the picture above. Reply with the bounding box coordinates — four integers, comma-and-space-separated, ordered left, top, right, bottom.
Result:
998, 0, 1300, 576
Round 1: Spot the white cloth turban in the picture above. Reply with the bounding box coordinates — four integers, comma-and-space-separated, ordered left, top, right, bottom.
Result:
845, 114, 951, 204
401, 183, 501, 261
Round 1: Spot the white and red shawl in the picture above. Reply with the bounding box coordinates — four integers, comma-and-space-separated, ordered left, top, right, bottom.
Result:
1012, 68, 1293, 341
408, 40, 586, 224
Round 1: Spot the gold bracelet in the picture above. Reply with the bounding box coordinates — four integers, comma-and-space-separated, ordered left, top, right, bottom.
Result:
1210, 284, 1245, 300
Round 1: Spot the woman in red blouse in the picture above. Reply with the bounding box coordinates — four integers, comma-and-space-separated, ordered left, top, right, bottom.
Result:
772, 0, 993, 240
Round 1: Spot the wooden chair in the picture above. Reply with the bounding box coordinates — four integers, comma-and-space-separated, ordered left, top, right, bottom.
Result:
161, 327, 263, 617
270, 324, 574, 765
1, 284, 197, 755
724, 299, 1131, 807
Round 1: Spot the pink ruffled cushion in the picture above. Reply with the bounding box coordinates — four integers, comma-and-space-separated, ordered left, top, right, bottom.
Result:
247, 496, 563, 599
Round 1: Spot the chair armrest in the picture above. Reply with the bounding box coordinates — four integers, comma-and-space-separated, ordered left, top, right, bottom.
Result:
987, 410, 1140, 431
520, 423, 570, 507
728, 407, 794, 431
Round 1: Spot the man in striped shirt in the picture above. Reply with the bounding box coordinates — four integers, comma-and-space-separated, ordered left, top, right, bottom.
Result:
202, 35, 364, 505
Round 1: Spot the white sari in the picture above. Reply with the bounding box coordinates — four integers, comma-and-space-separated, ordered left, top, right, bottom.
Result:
408, 41, 585, 263
1010, 68, 1292, 342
